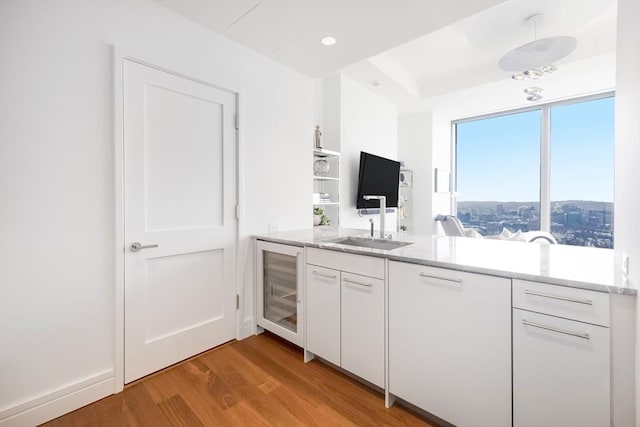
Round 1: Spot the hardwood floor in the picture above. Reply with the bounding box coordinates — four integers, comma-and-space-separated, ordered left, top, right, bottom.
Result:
42, 332, 434, 426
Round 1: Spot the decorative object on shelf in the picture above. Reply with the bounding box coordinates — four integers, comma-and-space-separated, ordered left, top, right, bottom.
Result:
498, 13, 577, 102
313, 192, 332, 203
313, 207, 330, 226
313, 158, 330, 176
399, 169, 412, 186
314, 125, 323, 149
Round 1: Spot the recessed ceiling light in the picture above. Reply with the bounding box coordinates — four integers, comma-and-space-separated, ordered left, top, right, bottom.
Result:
321, 36, 336, 46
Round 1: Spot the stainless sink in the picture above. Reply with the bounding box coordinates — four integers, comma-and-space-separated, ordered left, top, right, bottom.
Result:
329, 236, 413, 250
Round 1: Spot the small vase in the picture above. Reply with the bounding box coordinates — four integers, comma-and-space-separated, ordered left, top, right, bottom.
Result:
313, 214, 322, 226
313, 159, 330, 176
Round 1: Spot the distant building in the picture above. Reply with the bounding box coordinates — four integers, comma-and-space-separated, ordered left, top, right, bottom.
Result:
457, 200, 613, 248
566, 212, 583, 226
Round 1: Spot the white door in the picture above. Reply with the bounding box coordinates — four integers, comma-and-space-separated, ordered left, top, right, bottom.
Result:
123, 59, 237, 383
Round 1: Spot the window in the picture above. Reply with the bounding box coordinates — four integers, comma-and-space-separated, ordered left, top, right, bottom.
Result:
454, 94, 614, 248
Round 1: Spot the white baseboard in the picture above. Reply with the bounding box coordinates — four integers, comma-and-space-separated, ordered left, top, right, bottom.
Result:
240, 317, 255, 340
0, 370, 114, 427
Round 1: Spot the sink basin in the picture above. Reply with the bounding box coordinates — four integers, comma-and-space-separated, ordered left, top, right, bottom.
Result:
329, 236, 413, 250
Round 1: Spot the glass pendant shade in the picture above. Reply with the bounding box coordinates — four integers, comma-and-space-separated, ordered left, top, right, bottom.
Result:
498, 36, 577, 71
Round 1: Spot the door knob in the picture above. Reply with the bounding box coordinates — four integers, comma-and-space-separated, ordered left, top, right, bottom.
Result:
130, 242, 159, 252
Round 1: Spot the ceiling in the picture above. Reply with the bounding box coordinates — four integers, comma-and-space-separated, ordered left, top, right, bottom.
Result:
154, 0, 503, 78
154, 0, 617, 112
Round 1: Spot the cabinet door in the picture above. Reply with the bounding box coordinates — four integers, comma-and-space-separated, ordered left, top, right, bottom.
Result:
341, 272, 384, 388
513, 309, 610, 427
305, 265, 341, 366
388, 262, 511, 427
256, 241, 304, 346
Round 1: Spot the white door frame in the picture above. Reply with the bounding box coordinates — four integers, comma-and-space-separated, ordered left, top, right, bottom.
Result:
113, 47, 244, 392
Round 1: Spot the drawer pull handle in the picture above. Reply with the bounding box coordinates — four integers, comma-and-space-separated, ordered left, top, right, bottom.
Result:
524, 290, 593, 305
312, 270, 337, 279
419, 273, 463, 284
522, 319, 590, 340
343, 278, 373, 288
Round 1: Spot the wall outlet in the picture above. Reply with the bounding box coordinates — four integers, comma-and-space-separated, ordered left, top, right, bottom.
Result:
268, 223, 279, 233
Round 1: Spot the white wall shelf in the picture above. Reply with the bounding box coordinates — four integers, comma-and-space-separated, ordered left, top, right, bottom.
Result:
398, 168, 412, 232
313, 148, 340, 226
313, 148, 340, 158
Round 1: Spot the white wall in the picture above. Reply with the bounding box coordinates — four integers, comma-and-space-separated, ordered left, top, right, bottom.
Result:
337, 75, 399, 231
614, 1, 640, 425
614, 0, 640, 288
431, 113, 454, 229
0, 1, 313, 425
397, 113, 433, 234
321, 75, 342, 152
397, 112, 453, 236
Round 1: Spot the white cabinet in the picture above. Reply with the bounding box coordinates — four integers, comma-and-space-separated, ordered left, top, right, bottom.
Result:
388, 261, 511, 427
305, 265, 341, 366
256, 241, 304, 346
513, 280, 611, 427
305, 248, 385, 387
341, 272, 384, 388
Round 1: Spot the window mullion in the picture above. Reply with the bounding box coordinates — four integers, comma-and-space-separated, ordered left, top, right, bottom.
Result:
540, 106, 551, 232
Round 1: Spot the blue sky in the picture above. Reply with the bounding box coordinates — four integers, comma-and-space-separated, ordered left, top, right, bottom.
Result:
456, 96, 614, 203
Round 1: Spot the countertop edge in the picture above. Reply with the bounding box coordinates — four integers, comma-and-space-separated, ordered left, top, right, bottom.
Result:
254, 235, 637, 296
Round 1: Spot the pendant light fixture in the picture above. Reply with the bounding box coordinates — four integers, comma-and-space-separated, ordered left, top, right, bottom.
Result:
498, 13, 577, 101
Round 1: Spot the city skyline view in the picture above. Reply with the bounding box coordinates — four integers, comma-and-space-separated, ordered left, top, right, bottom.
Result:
455, 96, 614, 248
457, 200, 613, 248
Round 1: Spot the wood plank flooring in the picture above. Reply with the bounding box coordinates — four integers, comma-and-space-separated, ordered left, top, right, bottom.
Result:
42, 332, 434, 426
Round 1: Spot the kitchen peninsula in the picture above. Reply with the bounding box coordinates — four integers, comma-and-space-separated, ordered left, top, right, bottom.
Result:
255, 228, 636, 427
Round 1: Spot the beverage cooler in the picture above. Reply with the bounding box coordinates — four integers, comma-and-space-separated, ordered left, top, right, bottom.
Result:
256, 240, 304, 346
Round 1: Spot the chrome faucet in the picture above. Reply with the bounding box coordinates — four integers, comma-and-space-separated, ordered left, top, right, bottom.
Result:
363, 195, 387, 239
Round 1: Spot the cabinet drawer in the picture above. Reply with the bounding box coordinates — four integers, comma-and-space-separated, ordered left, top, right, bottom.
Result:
306, 247, 384, 279
513, 280, 609, 327
513, 309, 610, 427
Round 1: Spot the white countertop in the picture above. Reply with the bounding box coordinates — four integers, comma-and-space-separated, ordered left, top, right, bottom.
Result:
255, 227, 635, 296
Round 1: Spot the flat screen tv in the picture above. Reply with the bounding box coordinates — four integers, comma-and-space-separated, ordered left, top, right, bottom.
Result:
356, 151, 401, 209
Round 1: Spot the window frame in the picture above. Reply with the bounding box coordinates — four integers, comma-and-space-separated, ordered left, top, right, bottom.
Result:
451, 91, 615, 235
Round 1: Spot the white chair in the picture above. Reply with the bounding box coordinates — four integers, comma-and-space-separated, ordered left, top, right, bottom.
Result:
522, 231, 558, 244
435, 214, 557, 244
435, 215, 466, 237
